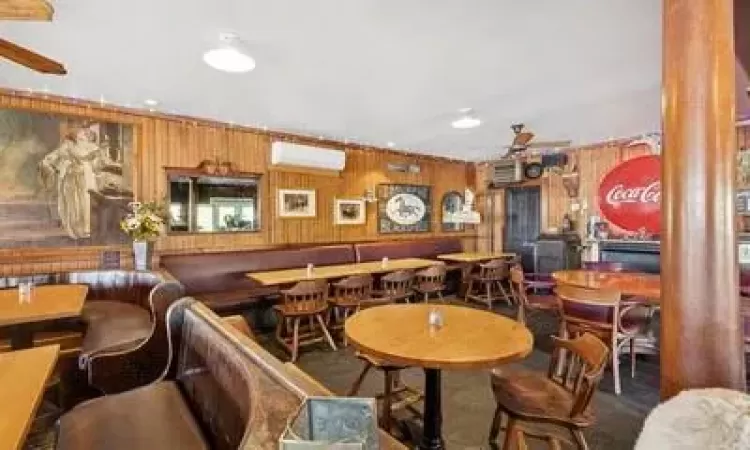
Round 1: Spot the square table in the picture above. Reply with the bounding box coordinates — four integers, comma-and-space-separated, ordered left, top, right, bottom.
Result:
0, 344, 60, 450
247, 258, 442, 286
0, 285, 89, 350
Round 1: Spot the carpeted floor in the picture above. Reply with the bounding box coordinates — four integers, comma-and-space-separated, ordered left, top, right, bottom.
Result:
258, 301, 660, 449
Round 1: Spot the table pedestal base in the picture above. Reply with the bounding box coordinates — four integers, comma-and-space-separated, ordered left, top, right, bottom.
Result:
419, 368, 444, 450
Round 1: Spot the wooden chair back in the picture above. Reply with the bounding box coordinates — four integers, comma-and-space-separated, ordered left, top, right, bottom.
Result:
380, 270, 414, 298
415, 265, 447, 285
332, 275, 373, 303
556, 285, 621, 336
280, 280, 329, 313
478, 259, 509, 281
581, 261, 626, 272
509, 264, 527, 306
547, 333, 609, 418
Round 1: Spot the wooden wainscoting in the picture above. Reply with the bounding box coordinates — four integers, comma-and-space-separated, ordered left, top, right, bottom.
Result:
0, 90, 476, 274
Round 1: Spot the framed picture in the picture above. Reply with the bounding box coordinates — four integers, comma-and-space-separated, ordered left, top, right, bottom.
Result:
334, 199, 366, 225
378, 184, 431, 233
0, 108, 134, 248
278, 189, 316, 218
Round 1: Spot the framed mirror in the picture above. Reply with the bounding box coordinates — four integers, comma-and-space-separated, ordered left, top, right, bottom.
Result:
441, 191, 465, 232
167, 170, 261, 234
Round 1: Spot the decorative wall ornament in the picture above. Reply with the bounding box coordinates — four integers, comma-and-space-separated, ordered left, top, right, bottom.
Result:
628, 132, 662, 155
441, 191, 465, 232
278, 189, 316, 218
457, 188, 481, 224
378, 184, 431, 233
561, 164, 580, 198
334, 199, 366, 225
0, 108, 134, 248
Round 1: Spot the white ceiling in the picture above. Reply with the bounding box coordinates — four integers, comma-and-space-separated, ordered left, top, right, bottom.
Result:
0, 0, 662, 160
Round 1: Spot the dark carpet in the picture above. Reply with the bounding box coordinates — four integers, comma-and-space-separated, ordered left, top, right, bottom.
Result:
258, 301, 660, 450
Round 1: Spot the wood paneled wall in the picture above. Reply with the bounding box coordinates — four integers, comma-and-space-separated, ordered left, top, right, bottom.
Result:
0, 91, 475, 274
740, 123, 750, 149
475, 142, 650, 251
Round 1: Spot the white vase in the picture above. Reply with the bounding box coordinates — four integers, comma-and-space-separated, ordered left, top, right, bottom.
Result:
132, 241, 153, 271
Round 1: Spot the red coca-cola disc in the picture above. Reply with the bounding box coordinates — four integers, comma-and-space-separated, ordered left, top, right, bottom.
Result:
597, 155, 661, 234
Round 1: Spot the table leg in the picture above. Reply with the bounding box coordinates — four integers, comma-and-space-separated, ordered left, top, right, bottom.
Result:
420, 368, 444, 450
9, 325, 33, 350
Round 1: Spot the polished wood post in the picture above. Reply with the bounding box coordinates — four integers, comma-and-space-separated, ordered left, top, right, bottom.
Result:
661, 0, 746, 398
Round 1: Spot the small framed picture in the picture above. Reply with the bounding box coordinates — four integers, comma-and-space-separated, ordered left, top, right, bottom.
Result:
278, 189, 316, 218
334, 199, 366, 225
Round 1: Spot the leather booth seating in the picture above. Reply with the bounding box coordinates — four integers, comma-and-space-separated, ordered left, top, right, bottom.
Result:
56, 298, 407, 450
160, 238, 464, 311
0, 271, 184, 394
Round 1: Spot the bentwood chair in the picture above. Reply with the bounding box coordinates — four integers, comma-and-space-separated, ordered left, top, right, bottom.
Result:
465, 259, 512, 309
509, 265, 559, 325
273, 280, 337, 362
329, 275, 388, 345
414, 265, 447, 302
489, 333, 609, 450
556, 284, 649, 395
373, 270, 415, 304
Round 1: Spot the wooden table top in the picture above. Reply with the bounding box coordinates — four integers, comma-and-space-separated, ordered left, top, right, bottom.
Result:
247, 258, 442, 286
437, 252, 516, 263
345, 304, 533, 370
0, 284, 89, 327
0, 345, 59, 450
553, 270, 661, 300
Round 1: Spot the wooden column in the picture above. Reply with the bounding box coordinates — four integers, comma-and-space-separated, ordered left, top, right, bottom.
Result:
661, 0, 746, 398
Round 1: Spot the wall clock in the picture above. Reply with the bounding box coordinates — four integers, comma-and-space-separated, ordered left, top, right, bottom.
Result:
378, 184, 431, 233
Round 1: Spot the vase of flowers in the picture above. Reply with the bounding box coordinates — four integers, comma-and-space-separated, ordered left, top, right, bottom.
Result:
120, 201, 166, 270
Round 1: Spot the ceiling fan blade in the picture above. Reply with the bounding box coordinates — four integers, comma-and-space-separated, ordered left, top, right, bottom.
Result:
526, 140, 572, 148
512, 131, 535, 147
0, 38, 66, 74
0, 0, 53, 21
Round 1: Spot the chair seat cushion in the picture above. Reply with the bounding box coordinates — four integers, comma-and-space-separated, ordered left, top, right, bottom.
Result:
490, 366, 593, 427
80, 301, 152, 355
414, 282, 445, 293
57, 381, 209, 450
527, 294, 559, 309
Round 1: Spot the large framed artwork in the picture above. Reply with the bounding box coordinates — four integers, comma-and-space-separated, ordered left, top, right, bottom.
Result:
378, 184, 431, 233
0, 108, 134, 248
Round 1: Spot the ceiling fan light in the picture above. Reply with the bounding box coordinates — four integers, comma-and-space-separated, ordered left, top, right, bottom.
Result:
451, 115, 482, 129
203, 46, 255, 73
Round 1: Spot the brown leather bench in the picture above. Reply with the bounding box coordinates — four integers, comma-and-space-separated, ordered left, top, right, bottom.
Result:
57, 298, 407, 450
353, 238, 463, 262
160, 244, 356, 310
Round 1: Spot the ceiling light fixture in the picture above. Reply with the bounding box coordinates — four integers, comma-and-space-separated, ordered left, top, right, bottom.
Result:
203, 32, 256, 73
451, 108, 482, 129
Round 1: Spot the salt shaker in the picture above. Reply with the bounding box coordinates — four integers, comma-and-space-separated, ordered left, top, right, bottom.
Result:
18, 282, 31, 304
381, 257, 389, 269
306, 263, 314, 278
428, 307, 444, 329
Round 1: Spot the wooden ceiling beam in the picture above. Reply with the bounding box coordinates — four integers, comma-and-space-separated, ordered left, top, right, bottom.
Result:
0, 0, 53, 21
0, 38, 66, 74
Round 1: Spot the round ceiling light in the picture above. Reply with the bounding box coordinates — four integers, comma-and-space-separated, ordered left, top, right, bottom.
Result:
451, 108, 482, 129
203, 32, 256, 73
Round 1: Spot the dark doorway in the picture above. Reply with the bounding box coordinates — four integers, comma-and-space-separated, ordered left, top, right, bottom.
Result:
504, 186, 541, 271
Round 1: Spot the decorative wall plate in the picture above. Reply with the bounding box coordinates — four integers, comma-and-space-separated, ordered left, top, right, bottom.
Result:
378, 184, 431, 233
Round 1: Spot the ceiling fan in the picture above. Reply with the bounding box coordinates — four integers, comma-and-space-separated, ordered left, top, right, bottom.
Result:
503, 123, 571, 156
0, 0, 66, 75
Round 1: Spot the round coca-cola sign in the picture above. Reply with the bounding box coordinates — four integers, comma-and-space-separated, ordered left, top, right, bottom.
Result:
597, 155, 661, 234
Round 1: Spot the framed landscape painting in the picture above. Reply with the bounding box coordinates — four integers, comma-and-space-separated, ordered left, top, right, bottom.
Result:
0, 108, 134, 248
334, 199, 366, 225
278, 189, 316, 218
378, 184, 431, 233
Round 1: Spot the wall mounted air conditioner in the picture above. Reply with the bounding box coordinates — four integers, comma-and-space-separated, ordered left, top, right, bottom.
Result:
489, 159, 524, 188
271, 141, 346, 174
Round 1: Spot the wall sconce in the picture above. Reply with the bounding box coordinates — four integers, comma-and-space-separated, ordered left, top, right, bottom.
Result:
561, 165, 580, 198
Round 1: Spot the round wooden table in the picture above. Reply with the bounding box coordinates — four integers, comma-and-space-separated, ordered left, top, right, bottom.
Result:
552, 270, 661, 301
345, 304, 533, 450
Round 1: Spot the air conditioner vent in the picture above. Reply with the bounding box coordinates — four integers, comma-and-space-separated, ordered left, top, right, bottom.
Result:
489, 160, 523, 187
